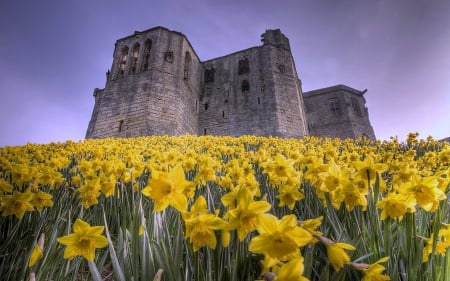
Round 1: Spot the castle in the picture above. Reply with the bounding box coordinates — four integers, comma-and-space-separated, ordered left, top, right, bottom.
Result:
86, 26, 376, 140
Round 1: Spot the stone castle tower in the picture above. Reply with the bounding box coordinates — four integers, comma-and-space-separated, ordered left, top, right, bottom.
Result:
86, 26, 375, 140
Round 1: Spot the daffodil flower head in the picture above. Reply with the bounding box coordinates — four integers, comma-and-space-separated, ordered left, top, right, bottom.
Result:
57, 219, 108, 262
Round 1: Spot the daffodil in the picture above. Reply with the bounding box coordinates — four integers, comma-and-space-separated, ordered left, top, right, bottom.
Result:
376, 192, 416, 221
0, 189, 34, 219
274, 257, 309, 281
142, 163, 190, 212
249, 214, 313, 265
31, 190, 53, 212
317, 236, 355, 271
57, 219, 108, 261
29, 233, 45, 267
184, 196, 228, 251
276, 184, 304, 210
226, 189, 271, 240
350, 256, 390, 281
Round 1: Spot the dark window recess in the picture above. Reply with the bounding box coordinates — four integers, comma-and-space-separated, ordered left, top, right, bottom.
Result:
241, 80, 250, 92
204, 68, 215, 83
118, 120, 124, 132
119, 46, 129, 77
224, 99, 228, 103
204, 102, 209, 110
130, 43, 140, 74
238, 58, 250, 75
257, 97, 261, 104
204, 128, 207, 135
352, 98, 362, 117
329, 98, 342, 116
222, 111, 225, 118
142, 39, 152, 71
184, 52, 191, 80
278, 64, 286, 73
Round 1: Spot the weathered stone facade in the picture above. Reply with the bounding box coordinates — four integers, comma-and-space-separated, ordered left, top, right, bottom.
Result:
86, 26, 375, 140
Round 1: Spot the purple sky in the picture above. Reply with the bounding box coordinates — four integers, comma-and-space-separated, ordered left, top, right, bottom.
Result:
1, 0, 449, 146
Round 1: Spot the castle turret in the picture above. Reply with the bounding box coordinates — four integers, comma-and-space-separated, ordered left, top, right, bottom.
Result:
86, 27, 200, 139
303, 85, 376, 139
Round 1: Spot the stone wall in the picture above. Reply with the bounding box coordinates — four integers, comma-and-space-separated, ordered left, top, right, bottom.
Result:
86, 27, 200, 138
86, 27, 375, 141
303, 85, 376, 139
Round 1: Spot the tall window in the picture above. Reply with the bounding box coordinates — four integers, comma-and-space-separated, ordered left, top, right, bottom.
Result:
184, 52, 191, 80
351, 98, 362, 117
204, 68, 215, 83
142, 39, 152, 71
119, 46, 129, 77
130, 43, 140, 74
241, 80, 250, 92
329, 98, 342, 116
238, 58, 250, 75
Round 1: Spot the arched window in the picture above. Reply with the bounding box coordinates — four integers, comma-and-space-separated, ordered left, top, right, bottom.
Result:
238, 58, 250, 75
142, 39, 152, 71
130, 43, 140, 74
184, 52, 191, 80
119, 46, 129, 77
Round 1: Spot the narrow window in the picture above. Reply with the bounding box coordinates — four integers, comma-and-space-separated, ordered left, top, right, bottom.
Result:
118, 120, 124, 132
204, 128, 207, 135
204, 67, 215, 83
278, 64, 286, 74
238, 58, 250, 75
222, 111, 225, 118
257, 97, 261, 104
119, 46, 129, 77
329, 98, 342, 117
241, 80, 250, 92
204, 102, 209, 110
352, 98, 362, 117
142, 39, 152, 71
130, 43, 140, 74
184, 52, 191, 80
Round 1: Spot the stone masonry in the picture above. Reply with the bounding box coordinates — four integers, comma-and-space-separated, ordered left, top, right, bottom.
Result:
86, 26, 375, 140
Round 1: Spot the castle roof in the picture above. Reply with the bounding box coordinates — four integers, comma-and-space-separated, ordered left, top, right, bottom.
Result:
303, 84, 367, 97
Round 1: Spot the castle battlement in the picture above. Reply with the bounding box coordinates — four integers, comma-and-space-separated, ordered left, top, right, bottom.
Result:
86, 27, 375, 140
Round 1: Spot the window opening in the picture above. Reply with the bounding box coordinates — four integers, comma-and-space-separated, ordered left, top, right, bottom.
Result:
241, 80, 250, 92
238, 58, 250, 75
142, 39, 152, 71
204, 102, 209, 110
184, 52, 191, 80
351, 98, 362, 117
204, 67, 215, 83
222, 111, 225, 118
204, 128, 207, 135
119, 46, 129, 77
118, 120, 124, 132
329, 98, 342, 116
130, 43, 140, 74
257, 97, 261, 104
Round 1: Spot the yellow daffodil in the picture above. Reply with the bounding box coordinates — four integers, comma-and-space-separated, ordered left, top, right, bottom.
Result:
317, 236, 355, 271
352, 156, 388, 183
142, 163, 190, 212
226, 190, 271, 240
274, 257, 309, 281
249, 214, 313, 264
276, 184, 304, 210
29, 233, 45, 267
57, 219, 108, 261
0, 189, 34, 219
184, 196, 228, 251
31, 191, 53, 212
376, 192, 416, 221
350, 256, 390, 281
